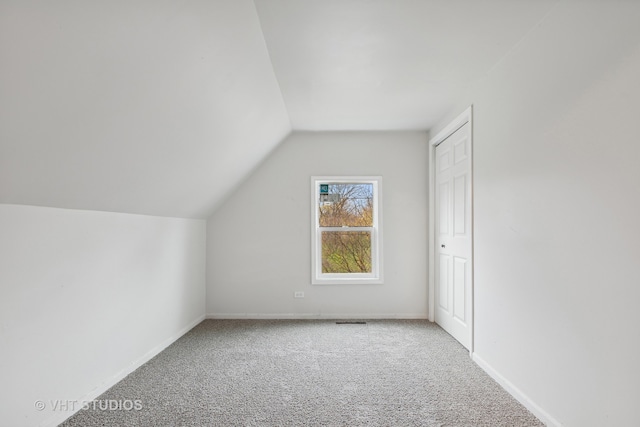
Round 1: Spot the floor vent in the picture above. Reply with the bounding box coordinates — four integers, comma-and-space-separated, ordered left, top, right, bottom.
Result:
336, 321, 366, 324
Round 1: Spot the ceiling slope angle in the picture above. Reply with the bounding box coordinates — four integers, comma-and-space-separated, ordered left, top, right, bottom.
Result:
254, 0, 559, 131
0, 0, 291, 218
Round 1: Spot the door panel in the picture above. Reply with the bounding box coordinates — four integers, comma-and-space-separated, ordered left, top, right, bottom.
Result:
454, 174, 466, 235
435, 122, 472, 349
439, 150, 451, 171
453, 257, 466, 321
438, 254, 450, 311
439, 182, 449, 234
454, 136, 468, 163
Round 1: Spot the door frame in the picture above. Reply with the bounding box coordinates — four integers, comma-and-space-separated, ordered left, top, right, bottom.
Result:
428, 105, 474, 354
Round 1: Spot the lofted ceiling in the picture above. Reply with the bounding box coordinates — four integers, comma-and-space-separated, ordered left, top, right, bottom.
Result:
0, 0, 558, 218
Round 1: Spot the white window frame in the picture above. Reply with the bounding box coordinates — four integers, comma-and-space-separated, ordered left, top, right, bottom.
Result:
311, 176, 383, 285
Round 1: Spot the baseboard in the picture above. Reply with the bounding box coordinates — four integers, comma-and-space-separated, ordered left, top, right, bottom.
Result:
206, 313, 428, 319
41, 314, 205, 427
472, 353, 562, 427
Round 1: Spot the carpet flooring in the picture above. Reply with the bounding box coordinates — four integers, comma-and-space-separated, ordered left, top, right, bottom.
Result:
60, 320, 543, 426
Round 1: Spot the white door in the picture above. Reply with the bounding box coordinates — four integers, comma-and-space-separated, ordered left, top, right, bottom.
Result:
434, 122, 472, 349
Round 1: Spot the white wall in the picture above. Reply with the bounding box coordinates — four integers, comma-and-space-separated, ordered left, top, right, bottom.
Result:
207, 131, 428, 318
0, 205, 206, 427
433, 2, 640, 426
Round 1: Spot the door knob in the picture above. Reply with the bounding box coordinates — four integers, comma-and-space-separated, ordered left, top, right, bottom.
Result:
441, 244, 445, 248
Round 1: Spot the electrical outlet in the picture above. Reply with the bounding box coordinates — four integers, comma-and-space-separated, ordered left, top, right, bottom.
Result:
294, 291, 304, 298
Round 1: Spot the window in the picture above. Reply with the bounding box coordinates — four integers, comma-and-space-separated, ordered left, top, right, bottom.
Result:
311, 176, 383, 285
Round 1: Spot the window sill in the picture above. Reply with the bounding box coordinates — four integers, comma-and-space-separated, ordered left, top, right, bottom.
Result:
312, 277, 384, 285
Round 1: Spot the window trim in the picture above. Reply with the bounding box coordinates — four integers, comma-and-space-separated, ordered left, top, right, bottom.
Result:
311, 176, 383, 285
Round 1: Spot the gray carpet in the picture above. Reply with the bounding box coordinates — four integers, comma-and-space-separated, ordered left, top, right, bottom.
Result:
60, 320, 543, 426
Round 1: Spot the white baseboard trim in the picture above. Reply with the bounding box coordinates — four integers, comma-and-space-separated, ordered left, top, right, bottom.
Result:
472, 353, 562, 427
41, 314, 205, 427
206, 313, 428, 320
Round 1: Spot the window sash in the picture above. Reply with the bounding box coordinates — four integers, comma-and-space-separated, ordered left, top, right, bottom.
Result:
317, 228, 377, 278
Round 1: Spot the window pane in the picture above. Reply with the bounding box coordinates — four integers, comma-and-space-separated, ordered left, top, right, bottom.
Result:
319, 183, 373, 227
321, 231, 372, 273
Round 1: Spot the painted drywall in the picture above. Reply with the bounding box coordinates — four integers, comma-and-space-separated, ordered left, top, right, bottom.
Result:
0, 0, 290, 218
255, 0, 558, 130
207, 131, 428, 318
0, 205, 206, 427
433, 2, 640, 426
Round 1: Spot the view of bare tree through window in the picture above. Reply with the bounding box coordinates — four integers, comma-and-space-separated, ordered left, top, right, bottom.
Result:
319, 183, 373, 273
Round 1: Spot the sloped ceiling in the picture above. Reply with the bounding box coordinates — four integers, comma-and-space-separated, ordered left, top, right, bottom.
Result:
0, 0, 290, 218
0, 0, 558, 218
